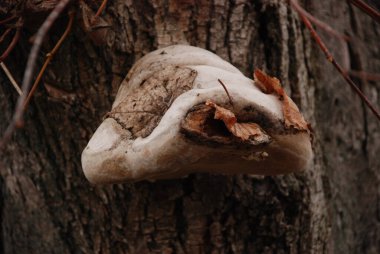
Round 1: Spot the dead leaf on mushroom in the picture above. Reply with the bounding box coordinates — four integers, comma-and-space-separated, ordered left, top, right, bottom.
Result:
205, 100, 271, 145
254, 69, 309, 131
253, 69, 284, 97
82, 45, 313, 183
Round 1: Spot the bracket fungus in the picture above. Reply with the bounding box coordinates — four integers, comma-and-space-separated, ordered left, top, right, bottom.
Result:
81, 45, 312, 184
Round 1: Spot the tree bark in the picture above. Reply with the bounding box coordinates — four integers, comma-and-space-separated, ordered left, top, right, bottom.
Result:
0, 0, 379, 253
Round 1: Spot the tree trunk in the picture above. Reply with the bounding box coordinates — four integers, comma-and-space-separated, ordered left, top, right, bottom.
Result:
0, 0, 379, 253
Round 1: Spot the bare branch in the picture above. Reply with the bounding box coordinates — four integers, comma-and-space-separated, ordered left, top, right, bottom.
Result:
0, 27, 12, 43
0, 0, 71, 150
289, 0, 380, 121
0, 15, 17, 25
0, 26, 21, 62
349, 0, 380, 23
291, 2, 349, 41
0, 62, 22, 95
92, 0, 108, 24
24, 11, 74, 109
349, 70, 380, 82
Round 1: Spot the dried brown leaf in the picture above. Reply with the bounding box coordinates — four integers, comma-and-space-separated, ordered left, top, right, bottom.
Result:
254, 69, 308, 131
206, 100, 271, 144
282, 96, 308, 130
254, 69, 284, 97
205, 100, 236, 128
231, 123, 271, 144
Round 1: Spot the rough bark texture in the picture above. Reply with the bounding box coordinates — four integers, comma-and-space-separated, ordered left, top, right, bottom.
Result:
0, 0, 379, 253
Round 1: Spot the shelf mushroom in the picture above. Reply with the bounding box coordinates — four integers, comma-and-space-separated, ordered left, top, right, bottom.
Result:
81, 45, 312, 184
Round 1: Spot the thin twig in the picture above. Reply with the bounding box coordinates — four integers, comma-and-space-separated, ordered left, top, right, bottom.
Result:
24, 11, 74, 108
290, 0, 380, 121
0, 15, 17, 25
0, 27, 21, 62
0, 62, 22, 95
291, 2, 349, 41
349, 0, 380, 23
349, 70, 380, 81
0, 0, 71, 150
217, 79, 234, 106
0, 27, 12, 43
91, 0, 108, 24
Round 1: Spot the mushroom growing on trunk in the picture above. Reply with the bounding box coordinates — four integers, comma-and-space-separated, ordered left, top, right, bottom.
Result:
81, 45, 312, 184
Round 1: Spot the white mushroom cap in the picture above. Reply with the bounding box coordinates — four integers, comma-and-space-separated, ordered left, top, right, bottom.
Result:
81, 45, 313, 184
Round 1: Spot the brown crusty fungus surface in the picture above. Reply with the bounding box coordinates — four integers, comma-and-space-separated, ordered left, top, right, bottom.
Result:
81, 45, 313, 184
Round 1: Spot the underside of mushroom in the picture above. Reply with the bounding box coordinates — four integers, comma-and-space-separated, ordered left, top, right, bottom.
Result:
81, 45, 313, 184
